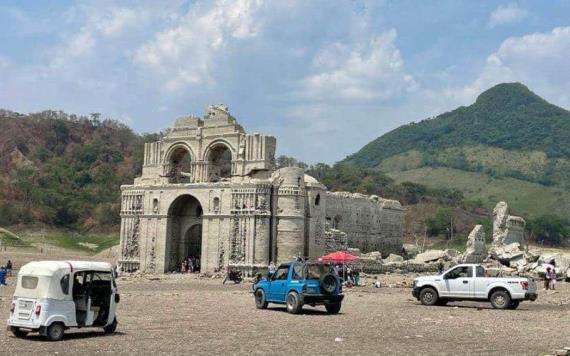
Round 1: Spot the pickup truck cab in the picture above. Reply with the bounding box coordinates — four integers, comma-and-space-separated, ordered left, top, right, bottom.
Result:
412, 264, 537, 309
253, 262, 344, 314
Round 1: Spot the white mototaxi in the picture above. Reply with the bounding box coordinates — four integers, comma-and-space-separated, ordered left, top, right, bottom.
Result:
7, 260, 119, 341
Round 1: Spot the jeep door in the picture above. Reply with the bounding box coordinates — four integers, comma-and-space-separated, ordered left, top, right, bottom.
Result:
267, 265, 290, 303
441, 266, 474, 298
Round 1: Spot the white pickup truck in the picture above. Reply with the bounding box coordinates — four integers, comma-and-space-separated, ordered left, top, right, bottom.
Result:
412, 264, 538, 309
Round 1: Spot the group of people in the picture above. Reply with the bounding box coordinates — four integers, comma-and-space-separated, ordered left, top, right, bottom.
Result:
177, 255, 201, 273
544, 266, 557, 290
333, 264, 360, 287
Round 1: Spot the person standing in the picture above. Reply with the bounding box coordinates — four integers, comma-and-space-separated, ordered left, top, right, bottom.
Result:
268, 261, 276, 277
545, 267, 555, 290
437, 261, 445, 275
546, 267, 556, 290
6, 260, 12, 276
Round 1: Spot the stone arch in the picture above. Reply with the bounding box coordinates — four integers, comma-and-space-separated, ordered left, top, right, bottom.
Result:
165, 194, 203, 272
203, 140, 234, 182
165, 142, 195, 183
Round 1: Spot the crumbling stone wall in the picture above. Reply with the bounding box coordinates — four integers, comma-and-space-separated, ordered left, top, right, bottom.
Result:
323, 192, 404, 256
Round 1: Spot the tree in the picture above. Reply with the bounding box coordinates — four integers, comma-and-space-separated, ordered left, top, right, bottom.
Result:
425, 207, 455, 237
527, 215, 569, 246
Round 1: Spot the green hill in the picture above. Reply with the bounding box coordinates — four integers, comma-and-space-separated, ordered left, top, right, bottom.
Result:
0, 110, 159, 230
342, 83, 570, 219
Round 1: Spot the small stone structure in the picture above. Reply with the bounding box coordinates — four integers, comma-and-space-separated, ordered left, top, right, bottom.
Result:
462, 225, 487, 263
118, 105, 404, 274
492, 201, 525, 246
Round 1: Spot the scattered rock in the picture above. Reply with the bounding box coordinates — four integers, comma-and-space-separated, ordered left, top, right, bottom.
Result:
489, 242, 524, 266
402, 244, 420, 258
385, 253, 404, 263
445, 249, 461, 258
414, 250, 448, 264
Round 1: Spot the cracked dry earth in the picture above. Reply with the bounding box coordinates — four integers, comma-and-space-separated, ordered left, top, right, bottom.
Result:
1, 274, 569, 355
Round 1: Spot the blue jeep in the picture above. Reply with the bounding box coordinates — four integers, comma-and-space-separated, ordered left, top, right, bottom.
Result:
253, 261, 344, 314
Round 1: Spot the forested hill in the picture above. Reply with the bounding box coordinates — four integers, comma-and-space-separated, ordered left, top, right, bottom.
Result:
343, 83, 570, 188
0, 110, 157, 230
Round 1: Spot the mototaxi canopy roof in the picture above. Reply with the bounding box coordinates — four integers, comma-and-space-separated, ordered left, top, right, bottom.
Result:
14, 261, 113, 300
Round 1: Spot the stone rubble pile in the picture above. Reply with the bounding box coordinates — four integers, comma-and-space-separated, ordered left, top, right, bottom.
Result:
353, 202, 570, 280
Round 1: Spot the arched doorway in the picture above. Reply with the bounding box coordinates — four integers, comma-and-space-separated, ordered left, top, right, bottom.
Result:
167, 146, 193, 183
184, 224, 202, 260
206, 144, 232, 182
166, 195, 203, 271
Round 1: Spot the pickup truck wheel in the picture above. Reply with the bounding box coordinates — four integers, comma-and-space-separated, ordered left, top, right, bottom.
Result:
325, 303, 342, 314
254, 289, 268, 309
490, 290, 511, 309
10, 327, 28, 338
508, 300, 520, 310
46, 322, 65, 341
419, 287, 438, 306
104, 317, 118, 334
286, 291, 302, 314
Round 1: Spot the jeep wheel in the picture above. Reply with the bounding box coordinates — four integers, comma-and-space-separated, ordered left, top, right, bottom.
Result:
419, 287, 438, 306
325, 303, 342, 314
490, 290, 511, 309
286, 291, 302, 314
104, 317, 118, 334
46, 322, 65, 341
320, 274, 338, 295
255, 289, 268, 309
10, 327, 28, 338
508, 300, 520, 310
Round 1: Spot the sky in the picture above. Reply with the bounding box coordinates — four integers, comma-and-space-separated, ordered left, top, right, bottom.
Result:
1, 0, 570, 164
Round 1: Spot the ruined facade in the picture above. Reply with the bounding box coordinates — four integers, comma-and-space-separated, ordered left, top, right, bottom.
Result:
118, 105, 404, 274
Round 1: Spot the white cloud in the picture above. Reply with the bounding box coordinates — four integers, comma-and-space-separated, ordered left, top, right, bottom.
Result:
96, 7, 142, 36
134, 0, 264, 91
488, 3, 528, 28
298, 30, 418, 103
447, 27, 570, 109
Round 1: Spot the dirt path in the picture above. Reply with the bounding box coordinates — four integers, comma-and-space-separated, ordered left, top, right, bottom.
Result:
1, 273, 569, 355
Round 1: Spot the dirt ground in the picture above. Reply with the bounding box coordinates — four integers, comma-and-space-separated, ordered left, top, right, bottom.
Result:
1, 251, 569, 355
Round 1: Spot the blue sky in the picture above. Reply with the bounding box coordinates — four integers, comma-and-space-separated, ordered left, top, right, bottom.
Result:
1, 1, 570, 163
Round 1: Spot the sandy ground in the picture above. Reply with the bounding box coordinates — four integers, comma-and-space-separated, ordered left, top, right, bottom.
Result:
1, 251, 569, 355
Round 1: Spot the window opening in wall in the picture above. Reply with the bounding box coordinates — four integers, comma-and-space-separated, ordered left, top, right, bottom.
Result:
213, 197, 220, 212
315, 194, 320, 206
168, 147, 192, 183
153, 198, 159, 213
207, 144, 232, 182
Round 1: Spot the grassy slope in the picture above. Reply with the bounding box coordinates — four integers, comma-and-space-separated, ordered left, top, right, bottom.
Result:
0, 227, 29, 247
6, 229, 119, 254
386, 167, 570, 219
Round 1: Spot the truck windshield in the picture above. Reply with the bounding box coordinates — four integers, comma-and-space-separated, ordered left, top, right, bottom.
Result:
306, 264, 332, 279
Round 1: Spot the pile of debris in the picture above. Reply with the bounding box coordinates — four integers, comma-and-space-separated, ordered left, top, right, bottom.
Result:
354, 202, 570, 280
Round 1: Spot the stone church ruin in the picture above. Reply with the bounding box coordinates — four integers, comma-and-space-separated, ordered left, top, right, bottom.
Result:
118, 105, 404, 274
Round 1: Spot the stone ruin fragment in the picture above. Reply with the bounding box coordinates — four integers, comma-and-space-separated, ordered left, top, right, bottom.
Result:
492, 201, 525, 246
461, 225, 487, 263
